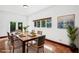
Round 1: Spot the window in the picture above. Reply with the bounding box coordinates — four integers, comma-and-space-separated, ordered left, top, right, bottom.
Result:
18, 22, 23, 31
34, 17, 52, 28
10, 21, 16, 32
37, 21, 40, 27
41, 20, 46, 27
34, 21, 37, 27
47, 18, 52, 28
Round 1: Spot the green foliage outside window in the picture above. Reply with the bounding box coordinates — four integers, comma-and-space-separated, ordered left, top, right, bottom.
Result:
47, 19, 52, 28
37, 21, 40, 27
34, 17, 52, 28
10, 22, 16, 32
41, 20, 46, 27
34, 21, 36, 27
18, 22, 23, 31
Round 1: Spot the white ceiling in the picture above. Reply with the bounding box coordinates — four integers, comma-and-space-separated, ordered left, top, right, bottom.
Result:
0, 5, 52, 15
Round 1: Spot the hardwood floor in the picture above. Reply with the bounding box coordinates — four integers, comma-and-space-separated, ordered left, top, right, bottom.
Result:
45, 40, 72, 53
0, 37, 72, 53
0, 38, 7, 52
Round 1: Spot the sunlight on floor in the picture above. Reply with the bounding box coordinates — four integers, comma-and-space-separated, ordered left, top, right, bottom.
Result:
44, 45, 55, 52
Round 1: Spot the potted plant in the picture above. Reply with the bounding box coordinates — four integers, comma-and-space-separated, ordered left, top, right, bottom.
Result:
30, 30, 36, 37
23, 26, 29, 32
67, 25, 79, 53
67, 25, 78, 48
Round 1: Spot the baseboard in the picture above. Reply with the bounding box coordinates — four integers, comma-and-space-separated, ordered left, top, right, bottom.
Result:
0, 36, 7, 38
45, 39, 72, 49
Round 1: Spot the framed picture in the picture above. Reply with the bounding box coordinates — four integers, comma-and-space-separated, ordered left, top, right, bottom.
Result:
10, 21, 16, 32
57, 14, 75, 29
18, 22, 23, 31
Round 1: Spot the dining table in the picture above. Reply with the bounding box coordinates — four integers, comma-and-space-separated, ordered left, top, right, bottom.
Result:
16, 33, 44, 53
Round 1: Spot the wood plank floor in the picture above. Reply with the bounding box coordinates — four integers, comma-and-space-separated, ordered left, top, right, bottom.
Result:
0, 37, 72, 53
45, 40, 72, 53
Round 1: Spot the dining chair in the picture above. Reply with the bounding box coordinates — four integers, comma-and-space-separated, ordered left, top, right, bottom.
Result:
30, 31, 42, 45
7, 32, 22, 53
37, 31, 42, 35
7, 32, 14, 52
29, 35, 46, 53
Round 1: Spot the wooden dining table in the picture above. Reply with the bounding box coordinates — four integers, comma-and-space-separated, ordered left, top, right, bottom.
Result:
16, 33, 44, 53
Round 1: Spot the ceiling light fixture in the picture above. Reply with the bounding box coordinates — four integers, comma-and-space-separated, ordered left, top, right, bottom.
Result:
23, 5, 29, 8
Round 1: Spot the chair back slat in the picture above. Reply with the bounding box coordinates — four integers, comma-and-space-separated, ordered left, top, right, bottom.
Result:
7, 32, 11, 40
7, 32, 14, 45
36, 35, 45, 46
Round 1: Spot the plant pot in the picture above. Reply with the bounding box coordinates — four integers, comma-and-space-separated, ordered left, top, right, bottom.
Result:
70, 43, 78, 53
70, 43, 76, 48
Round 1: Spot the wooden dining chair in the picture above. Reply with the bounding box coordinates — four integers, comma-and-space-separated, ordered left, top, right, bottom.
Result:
7, 32, 14, 52
37, 31, 42, 35
7, 32, 22, 53
30, 31, 42, 45
30, 35, 46, 53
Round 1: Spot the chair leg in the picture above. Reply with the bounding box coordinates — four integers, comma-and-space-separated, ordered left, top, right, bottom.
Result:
43, 46, 44, 53
8, 41, 11, 53
13, 45, 14, 53
13, 48, 14, 53
9, 47, 11, 53
37, 48, 39, 53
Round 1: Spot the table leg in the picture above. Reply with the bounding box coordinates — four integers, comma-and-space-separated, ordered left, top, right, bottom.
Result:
22, 41, 25, 53
27, 42, 28, 53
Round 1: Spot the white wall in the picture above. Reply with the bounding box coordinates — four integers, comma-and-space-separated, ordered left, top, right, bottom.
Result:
28, 5, 79, 46
0, 10, 27, 36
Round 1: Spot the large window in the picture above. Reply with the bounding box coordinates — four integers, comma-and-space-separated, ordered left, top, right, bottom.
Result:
34, 17, 52, 28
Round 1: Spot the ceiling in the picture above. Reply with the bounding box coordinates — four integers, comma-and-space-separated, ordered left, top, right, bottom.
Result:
0, 5, 52, 15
